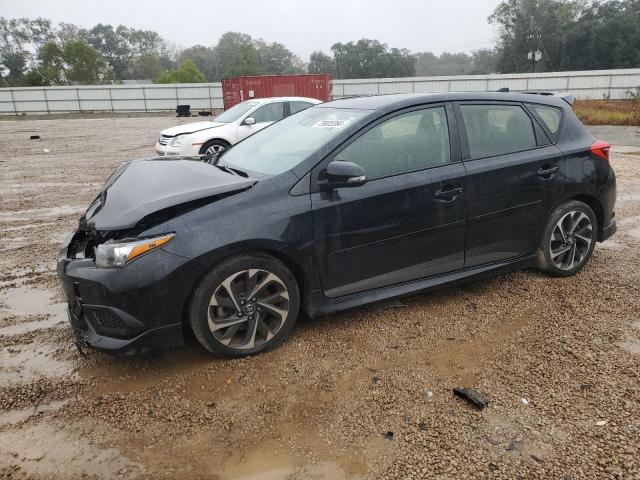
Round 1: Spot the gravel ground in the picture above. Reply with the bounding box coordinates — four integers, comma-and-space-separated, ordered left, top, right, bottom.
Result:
0, 117, 639, 480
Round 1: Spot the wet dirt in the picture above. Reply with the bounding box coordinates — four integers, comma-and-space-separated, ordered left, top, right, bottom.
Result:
0, 117, 639, 479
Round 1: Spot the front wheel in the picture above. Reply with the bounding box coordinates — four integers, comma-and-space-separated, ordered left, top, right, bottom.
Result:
188, 254, 300, 357
199, 139, 229, 156
536, 200, 597, 277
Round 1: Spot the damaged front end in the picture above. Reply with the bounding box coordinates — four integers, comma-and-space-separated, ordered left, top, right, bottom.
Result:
56, 157, 258, 355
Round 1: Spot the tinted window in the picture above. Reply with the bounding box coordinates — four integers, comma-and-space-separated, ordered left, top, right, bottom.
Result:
289, 101, 313, 115
530, 104, 562, 135
251, 102, 285, 123
460, 104, 536, 159
335, 107, 451, 179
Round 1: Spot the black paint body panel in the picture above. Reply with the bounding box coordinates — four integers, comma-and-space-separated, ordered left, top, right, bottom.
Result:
57, 92, 617, 353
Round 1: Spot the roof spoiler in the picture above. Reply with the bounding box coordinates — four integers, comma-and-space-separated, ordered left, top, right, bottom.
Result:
496, 88, 575, 106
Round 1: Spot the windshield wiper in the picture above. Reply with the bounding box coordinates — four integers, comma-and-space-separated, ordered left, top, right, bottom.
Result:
226, 166, 249, 178
215, 164, 237, 176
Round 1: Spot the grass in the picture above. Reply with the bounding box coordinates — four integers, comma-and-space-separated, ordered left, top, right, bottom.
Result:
573, 99, 640, 126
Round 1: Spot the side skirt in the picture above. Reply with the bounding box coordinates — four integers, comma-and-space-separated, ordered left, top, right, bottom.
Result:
305, 255, 537, 318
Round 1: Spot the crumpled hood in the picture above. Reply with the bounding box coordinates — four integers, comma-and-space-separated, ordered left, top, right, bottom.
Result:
80, 159, 256, 231
160, 121, 226, 137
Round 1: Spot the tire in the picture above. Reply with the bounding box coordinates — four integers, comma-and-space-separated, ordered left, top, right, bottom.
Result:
188, 253, 300, 357
199, 139, 230, 156
536, 200, 598, 277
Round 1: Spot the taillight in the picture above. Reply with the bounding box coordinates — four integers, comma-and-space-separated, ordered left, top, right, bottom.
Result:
590, 140, 610, 161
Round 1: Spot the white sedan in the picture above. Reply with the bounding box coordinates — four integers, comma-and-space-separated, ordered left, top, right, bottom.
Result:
155, 96, 322, 157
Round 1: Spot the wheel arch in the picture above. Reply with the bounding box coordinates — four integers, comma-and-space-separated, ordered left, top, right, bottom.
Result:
198, 138, 232, 155
569, 194, 604, 240
180, 242, 312, 331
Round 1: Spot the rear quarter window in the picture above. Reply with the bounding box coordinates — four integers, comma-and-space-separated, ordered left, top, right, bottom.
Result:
529, 104, 563, 140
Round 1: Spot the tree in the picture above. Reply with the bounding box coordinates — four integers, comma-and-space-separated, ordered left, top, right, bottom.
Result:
179, 45, 218, 80
489, 0, 580, 72
213, 32, 261, 79
308, 51, 337, 76
256, 40, 304, 75
0, 17, 54, 85
24, 41, 65, 85
155, 59, 206, 83
470, 48, 501, 74
63, 40, 110, 84
331, 39, 415, 78
86, 24, 164, 80
130, 53, 167, 80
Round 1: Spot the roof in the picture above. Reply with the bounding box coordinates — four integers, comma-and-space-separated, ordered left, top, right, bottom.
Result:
321, 92, 570, 111
245, 96, 322, 104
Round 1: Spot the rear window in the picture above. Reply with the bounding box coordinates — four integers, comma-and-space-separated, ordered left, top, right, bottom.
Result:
530, 104, 562, 136
289, 101, 314, 114
460, 104, 537, 159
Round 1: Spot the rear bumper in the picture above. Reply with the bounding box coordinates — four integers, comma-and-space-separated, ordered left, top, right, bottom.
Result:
600, 216, 617, 242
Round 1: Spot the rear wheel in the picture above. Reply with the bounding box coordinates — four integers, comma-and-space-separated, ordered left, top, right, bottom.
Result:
199, 139, 229, 156
537, 200, 597, 277
189, 253, 300, 357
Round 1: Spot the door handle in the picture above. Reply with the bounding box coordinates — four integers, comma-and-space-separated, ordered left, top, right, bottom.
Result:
537, 165, 559, 178
434, 187, 463, 202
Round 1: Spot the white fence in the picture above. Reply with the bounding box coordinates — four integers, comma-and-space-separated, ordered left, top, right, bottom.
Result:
1, 68, 639, 115
0, 83, 223, 115
332, 68, 640, 100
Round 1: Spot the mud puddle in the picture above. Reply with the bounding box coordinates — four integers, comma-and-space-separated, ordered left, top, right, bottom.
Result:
0, 205, 84, 222
0, 399, 70, 427
0, 420, 141, 479
0, 342, 74, 385
0, 286, 67, 336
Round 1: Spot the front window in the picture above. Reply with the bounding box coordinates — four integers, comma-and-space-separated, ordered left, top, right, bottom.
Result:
335, 107, 451, 179
214, 101, 260, 123
220, 107, 366, 175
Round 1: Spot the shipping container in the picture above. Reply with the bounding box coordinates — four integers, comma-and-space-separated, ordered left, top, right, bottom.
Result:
221, 74, 331, 109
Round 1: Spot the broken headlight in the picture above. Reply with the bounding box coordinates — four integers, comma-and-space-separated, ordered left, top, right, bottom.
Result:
95, 233, 175, 268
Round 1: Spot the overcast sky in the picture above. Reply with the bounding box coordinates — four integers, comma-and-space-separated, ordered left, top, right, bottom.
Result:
0, 0, 502, 58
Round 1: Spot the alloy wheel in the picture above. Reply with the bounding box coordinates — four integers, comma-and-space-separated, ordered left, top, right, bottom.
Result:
205, 144, 225, 155
207, 269, 290, 350
549, 210, 593, 270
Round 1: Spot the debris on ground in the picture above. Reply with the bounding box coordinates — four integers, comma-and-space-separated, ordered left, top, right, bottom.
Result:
29, 135, 40, 139
453, 388, 489, 410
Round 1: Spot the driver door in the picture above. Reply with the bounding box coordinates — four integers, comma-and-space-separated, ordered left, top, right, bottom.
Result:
236, 102, 285, 141
311, 104, 467, 298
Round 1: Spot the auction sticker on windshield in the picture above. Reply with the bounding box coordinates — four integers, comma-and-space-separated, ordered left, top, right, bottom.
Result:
313, 119, 350, 129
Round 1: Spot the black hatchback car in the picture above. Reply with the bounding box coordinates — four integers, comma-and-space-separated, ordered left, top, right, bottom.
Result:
57, 92, 616, 357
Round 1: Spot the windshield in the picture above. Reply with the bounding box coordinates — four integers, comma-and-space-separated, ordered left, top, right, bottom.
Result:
221, 107, 367, 175
214, 101, 259, 123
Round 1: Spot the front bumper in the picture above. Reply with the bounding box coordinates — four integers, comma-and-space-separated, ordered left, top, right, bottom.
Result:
155, 142, 199, 157
57, 230, 199, 355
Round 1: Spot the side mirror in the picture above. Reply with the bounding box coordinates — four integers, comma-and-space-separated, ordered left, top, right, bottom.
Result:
319, 161, 367, 189
244, 117, 256, 125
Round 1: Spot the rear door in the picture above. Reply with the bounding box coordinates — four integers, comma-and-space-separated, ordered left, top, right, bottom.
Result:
455, 101, 565, 267
311, 104, 467, 298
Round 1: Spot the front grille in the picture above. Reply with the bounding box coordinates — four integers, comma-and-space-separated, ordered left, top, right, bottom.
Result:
158, 135, 172, 146
90, 309, 127, 330
68, 230, 96, 259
